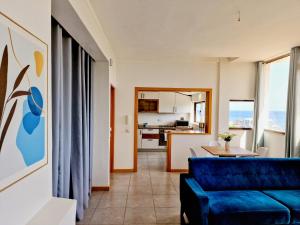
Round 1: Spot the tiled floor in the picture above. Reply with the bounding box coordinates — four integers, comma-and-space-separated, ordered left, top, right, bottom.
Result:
77, 152, 181, 225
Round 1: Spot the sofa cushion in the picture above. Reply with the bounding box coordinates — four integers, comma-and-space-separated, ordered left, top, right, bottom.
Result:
189, 158, 300, 191
263, 190, 300, 224
206, 190, 290, 225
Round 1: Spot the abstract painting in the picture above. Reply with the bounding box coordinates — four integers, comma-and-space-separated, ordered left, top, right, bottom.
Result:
0, 12, 48, 191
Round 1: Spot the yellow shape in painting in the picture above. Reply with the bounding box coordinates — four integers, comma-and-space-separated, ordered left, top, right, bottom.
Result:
34, 51, 44, 77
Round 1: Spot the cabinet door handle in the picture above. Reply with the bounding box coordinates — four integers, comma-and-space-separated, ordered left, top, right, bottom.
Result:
148, 139, 153, 141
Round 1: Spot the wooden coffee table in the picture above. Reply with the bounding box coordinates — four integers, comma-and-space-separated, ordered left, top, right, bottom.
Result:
200, 145, 259, 157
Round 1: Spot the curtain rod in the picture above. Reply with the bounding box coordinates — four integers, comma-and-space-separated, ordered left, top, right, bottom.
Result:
263, 53, 290, 64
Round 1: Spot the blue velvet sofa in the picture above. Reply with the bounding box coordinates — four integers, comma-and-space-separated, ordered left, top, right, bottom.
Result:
180, 158, 300, 225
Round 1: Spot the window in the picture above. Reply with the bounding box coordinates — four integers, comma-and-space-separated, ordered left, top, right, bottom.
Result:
229, 100, 254, 129
265, 56, 290, 132
194, 102, 206, 123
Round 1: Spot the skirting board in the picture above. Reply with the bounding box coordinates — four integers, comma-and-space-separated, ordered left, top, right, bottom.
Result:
169, 169, 188, 173
113, 169, 134, 173
92, 186, 110, 191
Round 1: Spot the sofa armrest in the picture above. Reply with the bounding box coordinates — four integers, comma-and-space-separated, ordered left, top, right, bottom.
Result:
180, 174, 209, 225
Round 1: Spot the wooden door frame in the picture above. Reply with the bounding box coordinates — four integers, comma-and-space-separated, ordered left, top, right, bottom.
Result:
110, 85, 115, 172
133, 87, 213, 172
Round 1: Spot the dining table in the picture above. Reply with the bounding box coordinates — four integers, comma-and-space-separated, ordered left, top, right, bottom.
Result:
190, 145, 259, 157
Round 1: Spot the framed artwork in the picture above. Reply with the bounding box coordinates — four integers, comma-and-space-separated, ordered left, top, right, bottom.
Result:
0, 11, 48, 191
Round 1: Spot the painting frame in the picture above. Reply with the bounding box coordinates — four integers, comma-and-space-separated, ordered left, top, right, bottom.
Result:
0, 10, 48, 192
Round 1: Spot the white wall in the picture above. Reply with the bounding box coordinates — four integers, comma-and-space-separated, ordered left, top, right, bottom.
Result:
0, 1, 52, 225
138, 113, 190, 126
92, 61, 110, 187
114, 60, 256, 169
219, 62, 256, 149
115, 61, 219, 169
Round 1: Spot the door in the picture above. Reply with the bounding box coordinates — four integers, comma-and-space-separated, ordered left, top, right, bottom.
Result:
110, 86, 115, 172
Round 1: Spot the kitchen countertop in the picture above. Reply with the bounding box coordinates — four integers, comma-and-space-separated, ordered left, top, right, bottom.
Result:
138, 125, 176, 129
165, 130, 207, 135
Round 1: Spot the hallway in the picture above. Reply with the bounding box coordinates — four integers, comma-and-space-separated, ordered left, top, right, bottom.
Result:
78, 152, 181, 224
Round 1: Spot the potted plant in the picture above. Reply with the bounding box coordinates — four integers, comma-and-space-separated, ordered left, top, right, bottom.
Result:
218, 132, 236, 151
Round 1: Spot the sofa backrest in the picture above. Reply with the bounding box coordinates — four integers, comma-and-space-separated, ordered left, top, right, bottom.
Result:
189, 158, 300, 191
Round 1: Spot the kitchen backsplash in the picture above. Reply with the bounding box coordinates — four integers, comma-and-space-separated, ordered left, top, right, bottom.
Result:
138, 113, 190, 125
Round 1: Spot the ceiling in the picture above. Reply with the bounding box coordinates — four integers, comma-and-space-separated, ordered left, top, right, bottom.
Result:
90, 0, 300, 62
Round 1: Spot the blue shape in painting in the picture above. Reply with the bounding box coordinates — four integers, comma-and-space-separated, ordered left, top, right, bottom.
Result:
16, 117, 45, 166
28, 87, 43, 116
16, 87, 45, 167
23, 112, 40, 134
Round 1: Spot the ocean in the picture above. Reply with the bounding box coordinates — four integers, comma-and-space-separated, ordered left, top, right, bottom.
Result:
229, 110, 286, 130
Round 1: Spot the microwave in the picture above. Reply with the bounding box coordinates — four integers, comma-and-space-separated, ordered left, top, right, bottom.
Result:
175, 120, 189, 127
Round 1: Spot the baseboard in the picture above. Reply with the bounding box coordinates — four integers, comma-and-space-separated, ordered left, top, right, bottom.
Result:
113, 169, 134, 173
169, 169, 188, 173
92, 186, 110, 191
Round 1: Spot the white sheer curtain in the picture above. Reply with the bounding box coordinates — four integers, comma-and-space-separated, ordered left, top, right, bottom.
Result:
285, 47, 300, 158
252, 62, 265, 152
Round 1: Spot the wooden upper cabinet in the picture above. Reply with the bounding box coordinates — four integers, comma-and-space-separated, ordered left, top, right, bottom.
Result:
158, 92, 176, 113
138, 99, 159, 112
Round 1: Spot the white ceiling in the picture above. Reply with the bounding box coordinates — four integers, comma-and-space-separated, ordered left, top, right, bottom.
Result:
90, 0, 300, 62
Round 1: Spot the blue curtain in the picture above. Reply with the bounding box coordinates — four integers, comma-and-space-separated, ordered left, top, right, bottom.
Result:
52, 21, 93, 220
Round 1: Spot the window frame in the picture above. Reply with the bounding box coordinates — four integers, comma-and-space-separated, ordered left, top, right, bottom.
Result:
263, 55, 290, 134
228, 99, 255, 130
194, 101, 206, 123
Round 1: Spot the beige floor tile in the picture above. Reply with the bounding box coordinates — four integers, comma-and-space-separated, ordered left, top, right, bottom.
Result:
154, 195, 180, 208
85, 151, 182, 225
130, 175, 151, 186
90, 207, 125, 224
128, 185, 152, 195
151, 177, 173, 186
91, 191, 105, 199
89, 196, 101, 209
124, 207, 156, 224
155, 207, 180, 224
126, 195, 154, 208
109, 185, 129, 193
152, 184, 177, 195
77, 207, 96, 224
98, 194, 127, 208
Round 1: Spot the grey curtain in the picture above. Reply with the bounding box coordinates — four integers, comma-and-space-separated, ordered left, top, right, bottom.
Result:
285, 47, 300, 158
52, 21, 93, 220
252, 62, 264, 152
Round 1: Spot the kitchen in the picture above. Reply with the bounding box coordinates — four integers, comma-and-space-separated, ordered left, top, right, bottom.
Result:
137, 90, 209, 152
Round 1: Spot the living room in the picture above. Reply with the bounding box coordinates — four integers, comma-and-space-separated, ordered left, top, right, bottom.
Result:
0, 0, 299, 225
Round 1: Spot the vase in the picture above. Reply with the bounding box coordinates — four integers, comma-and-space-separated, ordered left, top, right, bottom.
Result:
225, 141, 230, 151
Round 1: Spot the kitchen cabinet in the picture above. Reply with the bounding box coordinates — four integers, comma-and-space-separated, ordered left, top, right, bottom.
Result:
175, 93, 193, 114
138, 92, 159, 99
141, 139, 159, 149
138, 99, 158, 112
138, 128, 160, 149
158, 92, 176, 113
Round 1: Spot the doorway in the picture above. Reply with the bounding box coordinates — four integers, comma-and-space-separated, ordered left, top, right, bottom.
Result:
134, 87, 213, 172
110, 85, 115, 172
